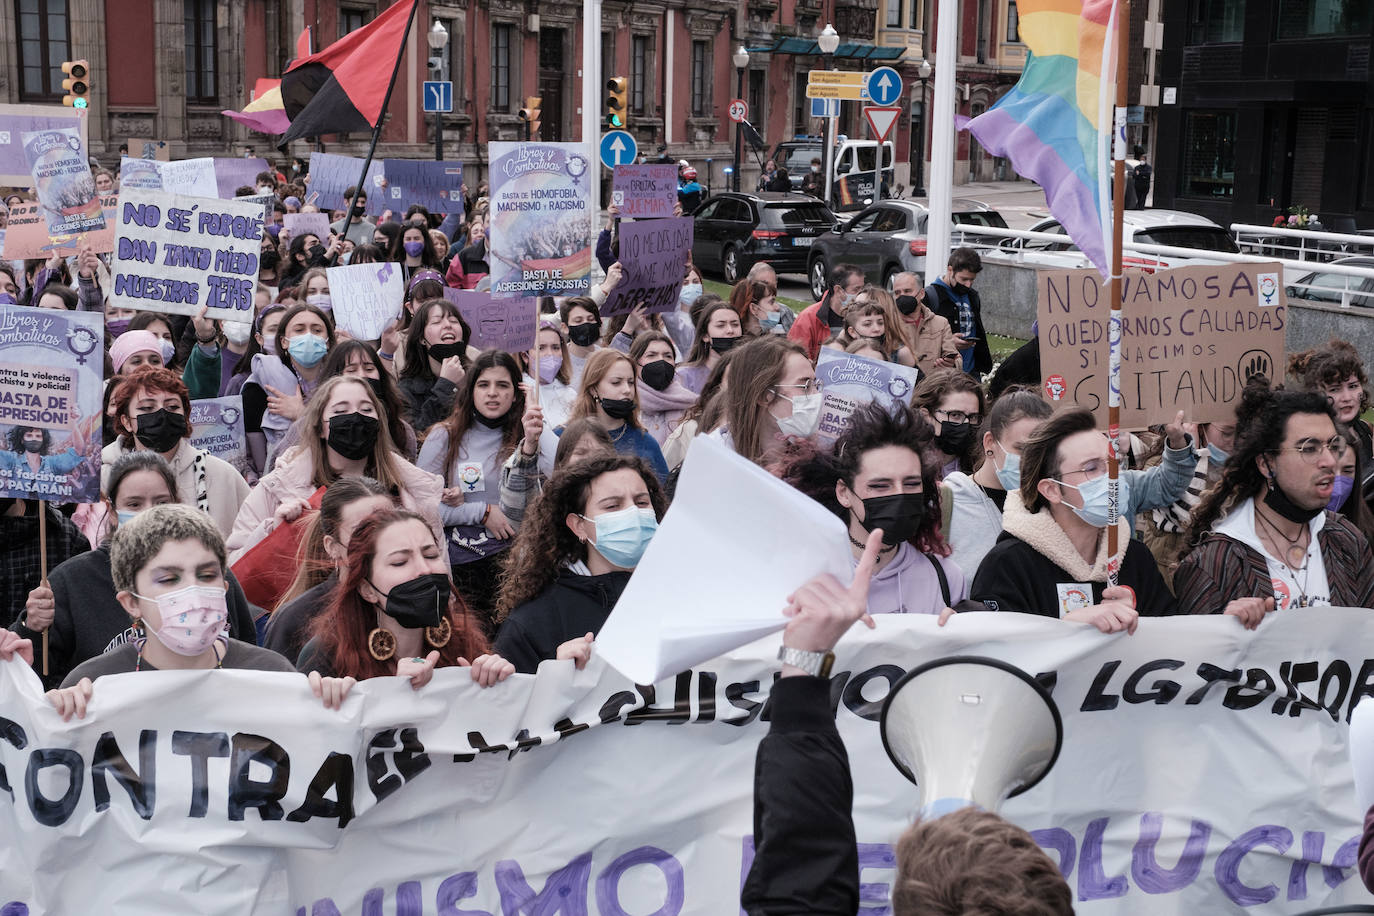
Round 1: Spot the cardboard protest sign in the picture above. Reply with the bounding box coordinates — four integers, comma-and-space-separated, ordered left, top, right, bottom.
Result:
24, 126, 104, 239
214, 157, 271, 199
486, 142, 593, 299
234, 192, 276, 229
126, 138, 170, 161
2, 192, 117, 259
0, 305, 103, 502
110, 188, 263, 322
383, 160, 464, 214
308, 152, 385, 215
443, 288, 538, 353
117, 156, 163, 191
601, 216, 692, 317
0, 104, 88, 185
1038, 262, 1286, 428
189, 396, 249, 477
326, 261, 404, 340
283, 212, 331, 244
611, 164, 678, 219
118, 157, 219, 197
814, 348, 920, 446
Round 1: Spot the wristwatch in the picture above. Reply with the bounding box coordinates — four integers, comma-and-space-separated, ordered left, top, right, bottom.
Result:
778, 645, 835, 678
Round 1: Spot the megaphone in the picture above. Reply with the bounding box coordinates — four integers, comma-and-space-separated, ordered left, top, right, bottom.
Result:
880, 656, 1063, 817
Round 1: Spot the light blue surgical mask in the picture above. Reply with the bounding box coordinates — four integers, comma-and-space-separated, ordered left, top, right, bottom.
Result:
760, 309, 785, 331
1055, 473, 1131, 529
159, 339, 176, 364
993, 441, 1021, 491
581, 506, 658, 569
116, 509, 138, 526
287, 332, 328, 368
679, 283, 703, 307
1207, 443, 1229, 466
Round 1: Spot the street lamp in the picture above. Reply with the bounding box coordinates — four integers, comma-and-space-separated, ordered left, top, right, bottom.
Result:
732, 46, 749, 192
428, 21, 450, 161
912, 58, 932, 197
817, 24, 840, 206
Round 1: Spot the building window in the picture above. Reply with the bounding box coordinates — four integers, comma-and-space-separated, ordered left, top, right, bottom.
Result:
887, 0, 902, 27
910, 0, 923, 29
1186, 0, 1244, 43
339, 6, 370, 38
1276, 0, 1372, 38
748, 69, 766, 129
631, 35, 649, 115
1007, 1, 1020, 41
690, 41, 708, 117
16, 0, 69, 100
492, 23, 512, 112
184, 0, 216, 103
1179, 110, 1236, 199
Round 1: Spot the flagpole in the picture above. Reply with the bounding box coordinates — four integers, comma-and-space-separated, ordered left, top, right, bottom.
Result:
334, 0, 422, 266
1106, 0, 1129, 588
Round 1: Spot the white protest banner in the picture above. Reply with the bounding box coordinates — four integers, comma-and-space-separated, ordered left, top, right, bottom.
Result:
189, 396, 248, 476
601, 216, 693, 318
283, 211, 331, 243
326, 261, 404, 340
234, 192, 276, 230
0, 103, 88, 185
23, 126, 104, 239
815, 348, 920, 447
1, 610, 1372, 914
117, 156, 220, 198
110, 188, 263, 322
487, 141, 593, 299
0, 305, 103, 502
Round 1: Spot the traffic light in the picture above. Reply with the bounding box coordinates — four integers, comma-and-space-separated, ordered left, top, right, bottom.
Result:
605, 77, 628, 129
61, 60, 90, 109
519, 95, 542, 139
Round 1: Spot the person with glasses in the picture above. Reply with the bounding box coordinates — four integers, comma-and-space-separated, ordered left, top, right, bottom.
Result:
1175, 381, 1374, 623
913, 369, 988, 477
719, 337, 823, 469
968, 407, 1177, 629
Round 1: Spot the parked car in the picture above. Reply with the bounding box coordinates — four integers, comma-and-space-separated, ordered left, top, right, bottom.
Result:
691, 192, 836, 284
999, 209, 1241, 272
1287, 256, 1374, 308
806, 199, 1009, 299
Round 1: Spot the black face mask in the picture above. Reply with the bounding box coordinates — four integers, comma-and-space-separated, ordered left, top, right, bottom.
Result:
353, 204, 367, 217
369, 572, 449, 629
568, 323, 600, 348
856, 493, 927, 547
365, 376, 386, 403
326, 412, 380, 460
935, 421, 975, 456
950, 282, 971, 297
474, 408, 512, 429
135, 409, 188, 453
709, 335, 738, 354
640, 360, 675, 391
22, 439, 42, 453
598, 396, 636, 421
895, 294, 920, 316
260, 250, 281, 271
1263, 473, 1325, 524
308, 243, 325, 261
428, 340, 468, 362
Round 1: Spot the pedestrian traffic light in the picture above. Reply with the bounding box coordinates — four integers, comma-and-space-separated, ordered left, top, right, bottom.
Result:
61, 60, 90, 109
605, 77, 628, 129
519, 96, 542, 139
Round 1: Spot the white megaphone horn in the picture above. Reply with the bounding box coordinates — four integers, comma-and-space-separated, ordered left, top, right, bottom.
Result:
880, 655, 1063, 818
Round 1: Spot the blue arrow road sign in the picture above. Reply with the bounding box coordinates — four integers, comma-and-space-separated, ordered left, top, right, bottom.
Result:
810, 97, 839, 118
865, 67, 903, 107
600, 130, 637, 169
423, 81, 453, 113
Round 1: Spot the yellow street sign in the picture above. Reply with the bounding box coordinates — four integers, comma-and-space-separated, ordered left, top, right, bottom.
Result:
805, 83, 865, 100
808, 70, 865, 87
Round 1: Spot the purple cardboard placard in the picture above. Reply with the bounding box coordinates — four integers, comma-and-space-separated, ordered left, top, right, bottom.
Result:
611, 164, 678, 219
602, 216, 693, 317
442, 288, 538, 353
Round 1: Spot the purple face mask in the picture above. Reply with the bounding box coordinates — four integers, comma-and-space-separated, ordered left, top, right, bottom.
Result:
1327, 474, 1355, 512
107, 318, 131, 338
404, 240, 425, 258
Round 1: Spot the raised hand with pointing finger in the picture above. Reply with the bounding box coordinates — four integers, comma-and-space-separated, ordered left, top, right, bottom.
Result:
778, 529, 883, 678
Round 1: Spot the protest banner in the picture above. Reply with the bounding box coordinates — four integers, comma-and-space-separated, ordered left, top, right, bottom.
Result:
0, 609, 1371, 914
234, 192, 276, 230
487, 141, 593, 299
214, 157, 271, 199
117, 157, 219, 198
326, 261, 404, 340
0, 104, 87, 184
383, 160, 464, 214
116, 156, 162, 191
611, 164, 678, 219
308, 151, 386, 215
109, 188, 263, 322
601, 216, 693, 317
189, 396, 249, 478
0, 305, 102, 502
813, 348, 920, 446
442, 287, 538, 353
2, 192, 117, 259
24, 126, 104, 239
1038, 262, 1286, 428
126, 137, 170, 161
283, 211, 331, 244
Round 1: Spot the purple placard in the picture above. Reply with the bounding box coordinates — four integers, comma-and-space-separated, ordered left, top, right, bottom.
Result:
283, 212, 331, 244
611, 164, 678, 219
383, 160, 464, 215
442, 288, 538, 353
214, 157, 271, 199
814, 348, 920, 447
485, 142, 593, 299
0, 104, 89, 185
601, 217, 693, 317
308, 152, 386, 216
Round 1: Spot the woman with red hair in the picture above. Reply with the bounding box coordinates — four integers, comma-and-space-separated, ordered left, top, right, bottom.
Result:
295, 507, 513, 703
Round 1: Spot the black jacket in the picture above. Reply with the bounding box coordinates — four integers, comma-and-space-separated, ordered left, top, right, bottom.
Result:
398, 372, 459, 435
925, 280, 992, 375
741, 676, 859, 915
9, 545, 260, 690
987, 335, 1041, 400
262, 573, 337, 664
494, 570, 631, 674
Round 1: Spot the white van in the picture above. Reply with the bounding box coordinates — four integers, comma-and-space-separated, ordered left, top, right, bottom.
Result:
770, 136, 897, 211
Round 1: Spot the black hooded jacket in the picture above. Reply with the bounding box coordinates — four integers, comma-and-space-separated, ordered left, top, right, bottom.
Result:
494, 569, 631, 674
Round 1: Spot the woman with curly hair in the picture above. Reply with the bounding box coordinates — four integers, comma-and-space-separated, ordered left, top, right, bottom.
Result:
493, 455, 666, 673
1290, 339, 1374, 508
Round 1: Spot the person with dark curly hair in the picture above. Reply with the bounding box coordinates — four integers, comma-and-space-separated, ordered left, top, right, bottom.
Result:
2, 425, 87, 479
1290, 339, 1374, 508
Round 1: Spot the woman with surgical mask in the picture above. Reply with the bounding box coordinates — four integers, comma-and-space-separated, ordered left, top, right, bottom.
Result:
44, 504, 350, 721
720, 336, 820, 469
298, 268, 332, 316
14, 453, 261, 692
529, 322, 576, 430
493, 455, 666, 674
662, 265, 705, 356
241, 302, 335, 474
399, 220, 441, 282
127, 312, 181, 372
182, 304, 258, 400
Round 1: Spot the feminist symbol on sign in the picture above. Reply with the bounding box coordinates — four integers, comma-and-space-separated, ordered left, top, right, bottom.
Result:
67, 326, 100, 365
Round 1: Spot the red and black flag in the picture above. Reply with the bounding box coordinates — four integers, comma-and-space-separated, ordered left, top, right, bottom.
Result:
279, 0, 417, 143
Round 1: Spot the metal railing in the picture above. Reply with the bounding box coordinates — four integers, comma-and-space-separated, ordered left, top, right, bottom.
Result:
1230, 223, 1374, 263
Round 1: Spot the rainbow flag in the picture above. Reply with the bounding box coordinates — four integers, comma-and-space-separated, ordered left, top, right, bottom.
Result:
966, 0, 1119, 276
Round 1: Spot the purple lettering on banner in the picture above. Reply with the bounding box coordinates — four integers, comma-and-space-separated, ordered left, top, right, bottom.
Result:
594, 846, 685, 916
361, 887, 383, 916
436, 872, 493, 916
1130, 812, 1210, 894
310, 901, 341, 916
610, 165, 678, 220
738, 836, 755, 916
856, 843, 896, 913
601, 217, 693, 318
1287, 830, 1325, 902
1, 903, 29, 916
1214, 824, 1293, 906
1327, 835, 1361, 887
1031, 827, 1078, 878
442, 288, 538, 353
496, 852, 592, 915
1077, 817, 1129, 900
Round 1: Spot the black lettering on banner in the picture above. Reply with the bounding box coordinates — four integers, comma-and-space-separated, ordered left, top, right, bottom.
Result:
1035, 671, 1059, 696
1122, 659, 1185, 705
369, 727, 432, 800
1184, 663, 1241, 705
695, 672, 717, 723
0, 716, 29, 801
1081, 660, 1123, 711
553, 717, 591, 741
1318, 661, 1352, 723
172, 730, 229, 818
1284, 661, 1323, 718
598, 690, 638, 724
841, 665, 905, 721
626, 673, 692, 725
228, 733, 290, 821
724, 680, 763, 727
1347, 660, 1374, 723
368, 729, 402, 797
91, 730, 156, 819
24, 748, 82, 827
1223, 668, 1277, 711
506, 729, 541, 761
287, 751, 355, 828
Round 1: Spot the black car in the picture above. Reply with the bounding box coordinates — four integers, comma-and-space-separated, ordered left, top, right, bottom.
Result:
691, 192, 836, 284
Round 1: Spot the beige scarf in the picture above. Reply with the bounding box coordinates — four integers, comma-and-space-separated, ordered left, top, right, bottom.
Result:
1001, 489, 1131, 582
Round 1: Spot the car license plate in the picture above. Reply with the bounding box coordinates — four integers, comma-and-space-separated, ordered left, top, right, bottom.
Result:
793, 237, 814, 247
